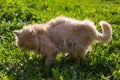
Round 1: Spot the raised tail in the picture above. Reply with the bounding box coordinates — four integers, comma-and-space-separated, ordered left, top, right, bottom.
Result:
96, 21, 112, 43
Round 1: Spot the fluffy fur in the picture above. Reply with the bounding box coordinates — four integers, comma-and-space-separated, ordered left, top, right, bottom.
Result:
13, 16, 112, 64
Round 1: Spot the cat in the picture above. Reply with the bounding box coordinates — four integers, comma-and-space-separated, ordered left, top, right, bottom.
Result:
13, 16, 112, 64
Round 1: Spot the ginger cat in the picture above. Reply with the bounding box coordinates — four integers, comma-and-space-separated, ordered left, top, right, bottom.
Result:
13, 16, 112, 64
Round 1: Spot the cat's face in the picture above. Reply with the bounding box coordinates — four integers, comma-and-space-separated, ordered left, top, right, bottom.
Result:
13, 28, 38, 51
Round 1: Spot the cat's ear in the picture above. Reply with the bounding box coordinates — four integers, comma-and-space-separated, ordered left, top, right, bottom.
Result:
13, 30, 21, 37
30, 30, 37, 36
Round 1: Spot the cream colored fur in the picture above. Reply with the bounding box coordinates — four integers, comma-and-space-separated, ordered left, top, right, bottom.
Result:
13, 16, 112, 64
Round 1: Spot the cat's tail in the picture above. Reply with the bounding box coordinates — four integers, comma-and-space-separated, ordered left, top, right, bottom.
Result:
96, 21, 112, 43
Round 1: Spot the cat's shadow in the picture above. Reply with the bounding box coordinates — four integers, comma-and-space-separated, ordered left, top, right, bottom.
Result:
3, 53, 113, 79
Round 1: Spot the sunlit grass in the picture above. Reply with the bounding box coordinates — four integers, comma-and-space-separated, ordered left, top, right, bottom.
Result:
0, 0, 120, 79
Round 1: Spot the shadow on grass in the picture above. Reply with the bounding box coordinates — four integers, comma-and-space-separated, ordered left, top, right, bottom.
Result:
0, 54, 115, 80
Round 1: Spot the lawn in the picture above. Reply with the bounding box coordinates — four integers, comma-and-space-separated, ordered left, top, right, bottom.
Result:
0, 0, 120, 80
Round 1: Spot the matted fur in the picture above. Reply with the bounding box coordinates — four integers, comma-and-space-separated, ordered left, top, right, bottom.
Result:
13, 16, 112, 64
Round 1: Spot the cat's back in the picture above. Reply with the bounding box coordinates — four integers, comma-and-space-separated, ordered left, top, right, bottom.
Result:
47, 16, 97, 43
47, 16, 81, 27
47, 16, 96, 34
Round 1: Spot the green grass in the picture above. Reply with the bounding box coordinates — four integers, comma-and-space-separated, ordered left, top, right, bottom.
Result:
0, 0, 120, 80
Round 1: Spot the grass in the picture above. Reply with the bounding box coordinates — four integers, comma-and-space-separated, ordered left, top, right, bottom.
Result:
0, 0, 120, 80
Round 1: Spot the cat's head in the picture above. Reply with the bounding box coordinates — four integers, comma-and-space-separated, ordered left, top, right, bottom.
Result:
13, 26, 39, 51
